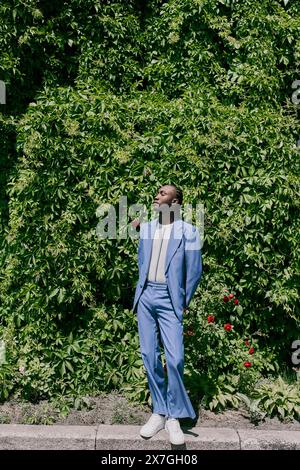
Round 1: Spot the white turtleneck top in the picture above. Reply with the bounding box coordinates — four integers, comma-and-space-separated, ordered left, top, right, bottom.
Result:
147, 222, 173, 283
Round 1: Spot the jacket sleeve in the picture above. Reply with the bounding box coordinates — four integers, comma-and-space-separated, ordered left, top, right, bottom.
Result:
184, 225, 203, 307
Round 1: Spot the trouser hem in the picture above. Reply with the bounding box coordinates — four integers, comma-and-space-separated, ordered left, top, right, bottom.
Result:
167, 414, 196, 420
152, 410, 168, 416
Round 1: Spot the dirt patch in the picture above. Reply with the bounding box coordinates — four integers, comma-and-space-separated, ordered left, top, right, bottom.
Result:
0, 391, 300, 430
196, 408, 300, 431
0, 391, 150, 426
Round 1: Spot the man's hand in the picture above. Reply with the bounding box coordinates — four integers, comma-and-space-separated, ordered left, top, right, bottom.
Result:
131, 218, 140, 229
183, 308, 189, 315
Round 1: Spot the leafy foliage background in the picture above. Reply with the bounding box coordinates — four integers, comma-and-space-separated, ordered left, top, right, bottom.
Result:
0, 0, 299, 409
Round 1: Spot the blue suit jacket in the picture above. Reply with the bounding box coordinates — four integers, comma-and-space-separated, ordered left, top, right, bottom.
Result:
132, 218, 203, 321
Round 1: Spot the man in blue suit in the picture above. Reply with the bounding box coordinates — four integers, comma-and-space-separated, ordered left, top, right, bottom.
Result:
132, 184, 203, 445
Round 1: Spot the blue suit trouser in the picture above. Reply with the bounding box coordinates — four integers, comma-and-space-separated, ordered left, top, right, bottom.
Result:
136, 280, 196, 419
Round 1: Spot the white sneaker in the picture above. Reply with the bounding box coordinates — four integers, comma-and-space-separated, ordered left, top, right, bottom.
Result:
165, 418, 185, 445
140, 413, 166, 438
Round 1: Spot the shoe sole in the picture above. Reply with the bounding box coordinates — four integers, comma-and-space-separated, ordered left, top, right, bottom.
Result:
140, 425, 165, 439
140, 434, 152, 440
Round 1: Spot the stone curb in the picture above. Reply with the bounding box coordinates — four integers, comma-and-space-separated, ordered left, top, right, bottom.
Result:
0, 424, 299, 450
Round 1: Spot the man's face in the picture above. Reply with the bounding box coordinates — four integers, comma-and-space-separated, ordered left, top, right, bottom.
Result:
153, 186, 178, 211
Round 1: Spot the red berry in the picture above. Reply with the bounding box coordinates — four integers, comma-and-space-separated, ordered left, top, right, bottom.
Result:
234, 299, 239, 305
224, 323, 232, 331
223, 296, 229, 302
244, 361, 252, 368
244, 339, 250, 346
249, 347, 255, 354
207, 315, 215, 323
229, 293, 234, 299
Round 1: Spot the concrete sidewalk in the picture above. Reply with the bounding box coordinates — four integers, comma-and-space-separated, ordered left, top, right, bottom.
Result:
0, 424, 300, 450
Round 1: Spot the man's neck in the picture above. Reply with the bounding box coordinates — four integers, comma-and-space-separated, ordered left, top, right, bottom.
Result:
158, 207, 181, 225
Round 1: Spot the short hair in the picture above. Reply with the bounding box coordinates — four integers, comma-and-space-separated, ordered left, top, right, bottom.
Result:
169, 184, 183, 205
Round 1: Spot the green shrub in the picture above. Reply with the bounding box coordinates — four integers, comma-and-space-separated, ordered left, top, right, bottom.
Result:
0, 1, 299, 417
183, 291, 278, 411
252, 375, 300, 421
0, 305, 142, 402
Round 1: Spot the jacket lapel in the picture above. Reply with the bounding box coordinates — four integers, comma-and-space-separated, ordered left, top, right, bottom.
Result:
142, 218, 158, 278
164, 219, 183, 274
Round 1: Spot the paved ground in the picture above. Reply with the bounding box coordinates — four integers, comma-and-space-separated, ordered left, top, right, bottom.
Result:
0, 424, 299, 450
